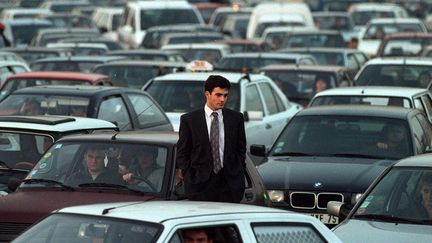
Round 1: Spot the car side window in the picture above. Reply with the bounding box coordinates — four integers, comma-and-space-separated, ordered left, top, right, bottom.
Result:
252, 223, 327, 243
98, 96, 132, 130
245, 84, 264, 113
347, 54, 359, 70
11, 65, 27, 74
416, 114, 432, 151
354, 52, 368, 65
411, 116, 427, 154
169, 225, 243, 243
414, 97, 426, 113
420, 94, 432, 120
126, 93, 169, 129
258, 82, 282, 115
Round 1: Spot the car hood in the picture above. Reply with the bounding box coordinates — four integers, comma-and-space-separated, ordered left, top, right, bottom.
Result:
334, 219, 432, 243
258, 156, 393, 192
0, 190, 158, 224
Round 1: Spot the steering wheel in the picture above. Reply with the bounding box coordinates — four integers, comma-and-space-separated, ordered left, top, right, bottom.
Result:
131, 175, 157, 192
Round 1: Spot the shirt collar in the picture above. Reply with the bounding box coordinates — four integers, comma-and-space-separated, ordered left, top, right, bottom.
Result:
204, 104, 222, 118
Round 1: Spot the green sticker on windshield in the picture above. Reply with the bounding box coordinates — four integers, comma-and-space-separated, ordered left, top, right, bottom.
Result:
360, 195, 373, 208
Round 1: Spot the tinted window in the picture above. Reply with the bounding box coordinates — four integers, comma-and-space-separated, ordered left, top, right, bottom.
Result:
126, 93, 169, 129
94, 66, 158, 89
311, 96, 411, 108
245, 84, 264, 112
98, 96, 132, 130
217, 57, 296, 72
259, 82, 280, 115
140, 9, 200, 30
252, 223, 326, 243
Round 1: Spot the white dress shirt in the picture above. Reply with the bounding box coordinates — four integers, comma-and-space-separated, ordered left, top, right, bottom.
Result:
204, 104, 224, 167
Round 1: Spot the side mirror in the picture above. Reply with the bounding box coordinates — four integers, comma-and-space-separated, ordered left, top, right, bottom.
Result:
7, 177, 22, 192
243, 111, 263, 122
327, 201, 343, 217
250, 144, 266, 157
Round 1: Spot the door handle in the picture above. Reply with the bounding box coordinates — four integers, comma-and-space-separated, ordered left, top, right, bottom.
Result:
265, 124, 272, 129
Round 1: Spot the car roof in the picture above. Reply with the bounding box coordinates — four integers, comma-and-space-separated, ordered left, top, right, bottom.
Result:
129, 0, 194, 9
260, 64, 348, 72
383, 32, 432, 39
349, 3, 404, 11
394, 153, 432, 167
364, 57, 432, 65
4, 18, 52, 25
161, 43, 229, 50
0, 61, 28, 67
297, 105, 416, 119
213, 39, 266, 45
5, 71, 110, 81
281, 47, 360, 54
56, 130, 179, 145
107, 49, 169, 55
94, 60, 186, 68
58, 201, 296, 223
222, 52, 312, 59
0, 115, 117, 132
152, 71, 267, 84
369, 17, 423, 24
314, 86, 429, 98
32, 55, 124, 62
13, 85, 134, 96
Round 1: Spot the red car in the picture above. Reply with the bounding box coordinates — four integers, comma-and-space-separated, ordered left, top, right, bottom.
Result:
0, 71, 113, 101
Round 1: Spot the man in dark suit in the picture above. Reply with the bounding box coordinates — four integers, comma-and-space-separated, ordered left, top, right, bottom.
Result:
176, 75, 246, 203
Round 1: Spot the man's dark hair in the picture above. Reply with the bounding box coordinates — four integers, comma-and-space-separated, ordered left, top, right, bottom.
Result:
204, 75, 231, 93
182, 228, 214, 240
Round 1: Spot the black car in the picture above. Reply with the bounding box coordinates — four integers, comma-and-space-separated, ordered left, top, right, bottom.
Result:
0, 85, 173, 131
0, 131, 269, 242
251, 105, 432, 227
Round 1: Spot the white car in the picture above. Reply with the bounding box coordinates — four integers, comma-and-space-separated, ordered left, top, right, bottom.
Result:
310, 86, 432, 123
358, 18, 428, 57
143, 70, 302, 149
12, 201, 343, 243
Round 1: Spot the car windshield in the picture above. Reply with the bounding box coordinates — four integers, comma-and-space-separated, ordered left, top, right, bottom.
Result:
351, 11, 395, 26
94, 66, 161, 89
311, 95, 412, 108
217, 57, 296, 72
364, 23, 424, 40
270, 115, 412, 160
171, 49, 222, 64
140, 9, 200, 30
146, 80, 240, 112
355, 64, 432, 88
300, 52, 344, 66
31, 61, 100, 73
10, 24, 51, 46
264, 71, 337, 102
23, 141, 168, 193
0, 94, 90, 116
283, 33, 345, 48
313, 15, 354, 31
13, 213, 162, 243
382, 38, 432, 57
0, 132, 53, 168
353, 168, 432, 224
167, 35, 223, 45
0, 78, 91, 101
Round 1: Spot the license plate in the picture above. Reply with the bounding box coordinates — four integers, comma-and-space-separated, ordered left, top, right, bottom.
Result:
311, 213, 339, 225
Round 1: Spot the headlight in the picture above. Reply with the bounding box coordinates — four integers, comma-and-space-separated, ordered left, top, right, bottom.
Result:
351, 193, 363, 205
267, 190, 285, 203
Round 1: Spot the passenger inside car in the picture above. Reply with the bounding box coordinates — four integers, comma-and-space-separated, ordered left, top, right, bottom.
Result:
182, 228, 214, 243
418, 174, 432, 218
18, 98, 44, 115
376, 123, 409, 158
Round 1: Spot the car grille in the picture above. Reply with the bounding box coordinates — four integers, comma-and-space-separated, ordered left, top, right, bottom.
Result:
289, 192, 344, 209
0, 222, 32, 241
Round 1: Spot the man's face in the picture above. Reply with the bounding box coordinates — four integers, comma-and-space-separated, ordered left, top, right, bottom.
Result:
85, 149, 105, 175
184, 231, 213, 243
137, 151, 153, 170
205, 87, 229, 111
421, 183, 432, 208
20, 103, 41, 115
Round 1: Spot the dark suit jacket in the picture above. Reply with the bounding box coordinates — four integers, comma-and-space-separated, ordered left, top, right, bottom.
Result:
67, 167, 123, 186
176, 108, 246, 202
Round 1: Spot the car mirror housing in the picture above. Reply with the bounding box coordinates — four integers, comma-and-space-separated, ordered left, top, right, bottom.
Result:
243, 111, 263, 122
327, 201, 343, 217
250, 144, 266, 157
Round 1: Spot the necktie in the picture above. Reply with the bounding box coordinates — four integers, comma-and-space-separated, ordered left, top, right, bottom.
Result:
210, 111, 221, 174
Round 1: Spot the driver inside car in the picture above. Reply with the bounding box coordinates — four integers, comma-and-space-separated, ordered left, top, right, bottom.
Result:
122, 147, 163, 191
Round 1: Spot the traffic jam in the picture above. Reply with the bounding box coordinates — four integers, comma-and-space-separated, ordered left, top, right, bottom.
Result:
0, 0, 431, 242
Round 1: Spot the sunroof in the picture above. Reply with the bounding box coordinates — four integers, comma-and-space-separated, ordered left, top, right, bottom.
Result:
0, 116, 75, 125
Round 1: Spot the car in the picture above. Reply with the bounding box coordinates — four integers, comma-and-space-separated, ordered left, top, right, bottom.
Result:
117, 1, 204, 49
1, 46, 70, 65
348, 3, 408, 32
92, 60, 186, 89
261, 26, 317, 50
220, 13, 250, 39
91, 7, 123, 40
0, 7, 52, 20
158, 32, 225, 47
354, 57, 432, 90
11, 201, 343, 243
215, 52, 317, 73
30, 27, 101, 47
143, 70, 302, 149
193, 2, 226, 24
161, 43, 231, 64
0, 71, 113, 101
59, 36, 125, 51
0, 85, 173, 132
376, 32, 432, 57
309, 86, 432, 123
0, 61, 31, 84
0, 51, 26, 64
29, 55, 125, 73
46, 42, 108, 56
2, 19, 53, 47
280, 30, 347, 49
0, 130, 270, 242
250, 105, 432, 226
252, 13, 312, 39
358, 18, 428, 57
106, 49, 184, 62
260, 64, 354, 107
312, 11, 357, 43
328, 153, 432, 243
40, 13, 98, 30
213, 38, 272, 53
208, 5, 253, 31
280, 47, 369, 78
0, 115, 118, 196
140, 24, 218, 50
39, 0, 91, 13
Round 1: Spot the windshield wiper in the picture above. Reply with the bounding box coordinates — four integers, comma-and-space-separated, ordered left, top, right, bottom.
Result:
354, 214, 426, 224
23, 179, 75, 191
78, 183, 144, 194
331, 153, 387, 159
271, 152, 314, 157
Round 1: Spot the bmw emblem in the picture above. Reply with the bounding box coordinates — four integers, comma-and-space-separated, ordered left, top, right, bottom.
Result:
313, 182, 323, 189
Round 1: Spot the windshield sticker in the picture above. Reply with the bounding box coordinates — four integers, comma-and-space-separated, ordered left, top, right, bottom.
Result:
43, 152, 52, 159
54, 144, 62, 149
31, 169, 38, 175
39, 163, 47, 169
360, 195, 373, 208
